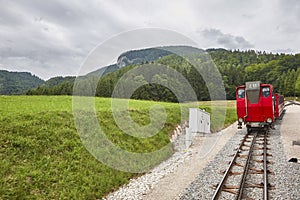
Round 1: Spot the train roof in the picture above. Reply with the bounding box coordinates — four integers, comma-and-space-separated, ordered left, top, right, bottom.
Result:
236, 83, 272, 89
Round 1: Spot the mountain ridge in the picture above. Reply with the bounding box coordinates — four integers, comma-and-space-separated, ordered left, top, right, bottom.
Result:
2, 46, 300, 99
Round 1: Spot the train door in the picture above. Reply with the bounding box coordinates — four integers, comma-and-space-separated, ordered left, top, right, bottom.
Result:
245, 81, 263, 122
261, 86, 274, 121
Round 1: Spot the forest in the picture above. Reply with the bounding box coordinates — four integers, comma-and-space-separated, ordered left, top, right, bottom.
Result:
0, 70, 44, 95
25, 47, 300, 101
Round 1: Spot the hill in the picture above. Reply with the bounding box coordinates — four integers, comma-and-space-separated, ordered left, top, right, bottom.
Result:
26, 46, 208, 98
26, 76, 76, 95
0, 70, 44, 95
26, 46, 300, 99
116, 46, 204, 67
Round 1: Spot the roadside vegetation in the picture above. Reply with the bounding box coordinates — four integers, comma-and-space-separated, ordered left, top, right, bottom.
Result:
0, 96, 236, 199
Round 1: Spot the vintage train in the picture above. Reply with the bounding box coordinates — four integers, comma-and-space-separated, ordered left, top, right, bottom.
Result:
236, 81, 284, 133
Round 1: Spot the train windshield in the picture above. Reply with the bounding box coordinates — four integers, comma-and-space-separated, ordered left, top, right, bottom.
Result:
262, 87, 270, 97
238, 88, 245, 98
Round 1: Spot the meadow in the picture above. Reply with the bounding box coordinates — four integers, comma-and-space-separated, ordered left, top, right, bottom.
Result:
0, 96, 236, 199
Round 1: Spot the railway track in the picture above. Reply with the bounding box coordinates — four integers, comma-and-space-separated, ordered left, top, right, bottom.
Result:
285, 100, 300, 107
212, 131, 273, 200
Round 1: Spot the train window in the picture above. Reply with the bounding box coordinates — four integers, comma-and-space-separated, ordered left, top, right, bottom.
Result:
262, 87, 270, 97
238, 88, 245, 98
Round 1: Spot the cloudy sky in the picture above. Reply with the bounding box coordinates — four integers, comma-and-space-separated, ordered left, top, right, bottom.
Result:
0, 0, 299, 80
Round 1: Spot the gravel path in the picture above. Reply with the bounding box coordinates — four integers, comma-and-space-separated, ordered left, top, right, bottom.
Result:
271, 105, 300, 199
280, 104, 300, 160
104, 123, 238, 200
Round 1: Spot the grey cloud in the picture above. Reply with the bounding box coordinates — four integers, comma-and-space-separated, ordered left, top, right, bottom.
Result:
0, 0, 129, 79
278, 0, 300, 13
2, 0, 84, 27
6, 0, 126, 32
0, 0, 299, 79
267, 0, 300, 37
200, 28, 254, 49
0, 6, 26, 26
271, 48, 294, 54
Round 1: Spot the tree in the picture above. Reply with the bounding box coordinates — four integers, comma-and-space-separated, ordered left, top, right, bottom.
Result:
295, 72, 300, 97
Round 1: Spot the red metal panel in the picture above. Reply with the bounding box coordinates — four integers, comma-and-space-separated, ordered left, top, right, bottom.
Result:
246, 85, 274, 123
278, 94, 284, 116
236, 86, 246, 120
275, 93, 284, 118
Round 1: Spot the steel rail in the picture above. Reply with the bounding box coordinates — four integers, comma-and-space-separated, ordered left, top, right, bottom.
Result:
211, 133, 250, 200
285, 101, 300, 107
236, 132, 257, 200
263, 133, 269, 200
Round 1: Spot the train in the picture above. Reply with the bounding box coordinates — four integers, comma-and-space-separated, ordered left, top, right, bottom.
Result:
236, 81, 284, 133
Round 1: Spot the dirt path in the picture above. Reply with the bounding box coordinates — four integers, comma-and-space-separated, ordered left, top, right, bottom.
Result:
280, 104, 300, 160
143, 123, 238, 200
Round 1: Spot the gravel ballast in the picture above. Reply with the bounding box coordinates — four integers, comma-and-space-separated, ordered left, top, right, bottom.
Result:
178, 129, 245, 199
179, 117, 300, 199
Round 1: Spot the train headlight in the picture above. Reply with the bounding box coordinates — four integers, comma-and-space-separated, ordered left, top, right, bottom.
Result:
267, 118, 272, 123
238, 118, 243, 123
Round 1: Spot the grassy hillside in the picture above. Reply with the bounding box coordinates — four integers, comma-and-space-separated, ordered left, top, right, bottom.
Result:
0, 96, 236, 199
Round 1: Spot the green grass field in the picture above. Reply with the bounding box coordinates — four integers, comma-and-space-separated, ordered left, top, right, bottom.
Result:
0, 96, 236, 199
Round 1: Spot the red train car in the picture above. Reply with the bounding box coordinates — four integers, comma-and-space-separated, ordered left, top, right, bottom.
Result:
236, 81, 284, 133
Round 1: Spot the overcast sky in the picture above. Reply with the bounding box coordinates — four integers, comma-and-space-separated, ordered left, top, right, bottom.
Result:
0, 0, 299, 80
